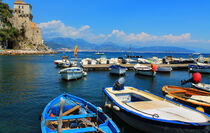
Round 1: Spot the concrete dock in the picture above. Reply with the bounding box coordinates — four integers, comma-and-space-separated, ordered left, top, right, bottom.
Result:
82, 63, 208, 71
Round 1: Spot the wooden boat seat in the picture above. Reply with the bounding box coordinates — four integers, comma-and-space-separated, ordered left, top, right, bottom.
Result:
186, 96, 210, 105
126, 101, 174, 110
46, 113, 97, 121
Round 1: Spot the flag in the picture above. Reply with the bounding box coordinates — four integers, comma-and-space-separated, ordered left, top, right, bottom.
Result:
74, 45, 78, 58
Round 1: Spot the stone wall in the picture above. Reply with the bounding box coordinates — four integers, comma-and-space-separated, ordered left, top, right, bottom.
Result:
8, 4, 49, 51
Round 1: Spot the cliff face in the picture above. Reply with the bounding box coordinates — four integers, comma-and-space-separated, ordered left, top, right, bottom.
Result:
9, 14, 48, 51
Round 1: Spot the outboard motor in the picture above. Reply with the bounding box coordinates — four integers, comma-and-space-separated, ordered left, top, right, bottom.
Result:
113, 77, 125, 90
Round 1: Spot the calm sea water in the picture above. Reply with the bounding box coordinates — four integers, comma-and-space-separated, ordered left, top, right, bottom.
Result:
0, 52, 209, 133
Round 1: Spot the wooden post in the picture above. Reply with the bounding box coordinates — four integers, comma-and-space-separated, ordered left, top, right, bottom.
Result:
58, 98, 65, 133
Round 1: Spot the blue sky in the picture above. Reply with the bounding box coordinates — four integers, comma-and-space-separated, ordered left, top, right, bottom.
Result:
3, 0, 210, 51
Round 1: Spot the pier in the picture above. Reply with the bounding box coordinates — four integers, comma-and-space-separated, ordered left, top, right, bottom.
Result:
81, 63, 208, 71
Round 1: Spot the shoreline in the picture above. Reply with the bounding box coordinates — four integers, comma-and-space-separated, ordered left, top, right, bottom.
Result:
0, 50, 58, 55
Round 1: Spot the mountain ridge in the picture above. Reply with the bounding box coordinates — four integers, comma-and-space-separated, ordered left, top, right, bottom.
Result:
44, 37, 195, 53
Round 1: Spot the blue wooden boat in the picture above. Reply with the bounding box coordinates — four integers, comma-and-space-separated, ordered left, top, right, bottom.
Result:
188, 65, 210, 74
104, 78, 210, 133
109, 65, 127, 75
41, 93, 120, 133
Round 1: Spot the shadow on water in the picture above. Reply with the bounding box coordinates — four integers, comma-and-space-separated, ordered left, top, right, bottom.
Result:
104, 107, 146, 133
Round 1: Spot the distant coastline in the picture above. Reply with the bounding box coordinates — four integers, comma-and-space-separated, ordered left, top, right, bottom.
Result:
56, 49, 209, 54
0, 50, 57, 55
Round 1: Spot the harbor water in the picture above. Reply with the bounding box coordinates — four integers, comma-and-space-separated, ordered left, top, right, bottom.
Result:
0, 52, 209, 133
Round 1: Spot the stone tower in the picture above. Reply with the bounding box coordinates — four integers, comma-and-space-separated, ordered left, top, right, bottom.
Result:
9, 0, 48, 50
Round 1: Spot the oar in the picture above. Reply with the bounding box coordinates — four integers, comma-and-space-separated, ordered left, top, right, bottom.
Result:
58, 98, 65, 133
183, 96, 210, 104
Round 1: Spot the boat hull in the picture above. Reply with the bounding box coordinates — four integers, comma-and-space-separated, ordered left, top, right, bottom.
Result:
61, 72, 83, 80
105, 96, 209, 133
110, 68, 126, 75
189, 65, 210, 74
135, 70, 156, 76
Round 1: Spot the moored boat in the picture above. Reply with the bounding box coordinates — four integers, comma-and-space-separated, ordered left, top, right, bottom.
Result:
104, 79, 210, 133
188, 65, 210, 74
162, 85, 210, 114
109, 65, 127, 75
41, 93, 120, 133
134, 64, 156, 77
58, 67, 86, 80
192, 83, 210, 92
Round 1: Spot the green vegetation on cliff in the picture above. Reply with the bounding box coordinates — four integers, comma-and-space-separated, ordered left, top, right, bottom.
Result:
0, 1, 19, 48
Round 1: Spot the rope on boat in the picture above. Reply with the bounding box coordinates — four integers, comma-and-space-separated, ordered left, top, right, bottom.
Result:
124, 102, 159, 118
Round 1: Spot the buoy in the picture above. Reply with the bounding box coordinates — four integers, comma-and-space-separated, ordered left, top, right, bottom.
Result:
165, 94, 174, 100
113, 105, 120, 111
196, 106, 205, 112
105, 102, 111, 108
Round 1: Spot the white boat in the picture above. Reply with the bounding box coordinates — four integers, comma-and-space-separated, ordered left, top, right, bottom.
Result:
58, 67, 86, 80
109, 65, 127, 75
94, 52, 104, 55
103, 79, 210, 133
137, 58, 151, 64
134, 64, 156, 77
157, 67, 172, 73
54, 56, 71, 68
192, 83, 210, 92
80, 58, 97, 66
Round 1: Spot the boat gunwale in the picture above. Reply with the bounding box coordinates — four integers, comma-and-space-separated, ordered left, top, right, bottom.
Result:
104, 86, 210, 126
162, 85, 210, 107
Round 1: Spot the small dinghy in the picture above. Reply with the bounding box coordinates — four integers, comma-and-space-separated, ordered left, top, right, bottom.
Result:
41, 93, 120, 133
192, 83, 210, 92
157, 67, 172, 73
58, 67, 87, 81
134, 64, 157, 77
109, 65, 127, 75
104, 78, 210, 133
162, 85, 210, 114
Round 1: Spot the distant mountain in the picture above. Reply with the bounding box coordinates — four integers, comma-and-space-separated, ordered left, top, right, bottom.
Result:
135, 46, 194, 53
44, 37, 194, 53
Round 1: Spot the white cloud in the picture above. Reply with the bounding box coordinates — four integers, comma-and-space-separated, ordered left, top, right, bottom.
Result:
38, 20, 209, 46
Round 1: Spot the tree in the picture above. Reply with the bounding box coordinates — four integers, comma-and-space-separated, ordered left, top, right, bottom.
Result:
0, 1, 19, 49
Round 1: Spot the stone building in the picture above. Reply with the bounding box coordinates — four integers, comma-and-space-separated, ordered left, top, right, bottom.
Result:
9, 0, 47, 50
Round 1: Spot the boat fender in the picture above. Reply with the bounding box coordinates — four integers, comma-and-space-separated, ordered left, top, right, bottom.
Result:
105, 103, 112, 108
97, 107, 103, 111
196, 106, 205, 113
165, 94, 174, 100
113, 105, 120, 111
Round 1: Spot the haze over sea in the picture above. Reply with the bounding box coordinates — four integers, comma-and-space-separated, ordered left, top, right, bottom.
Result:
0, 52, 209, 133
